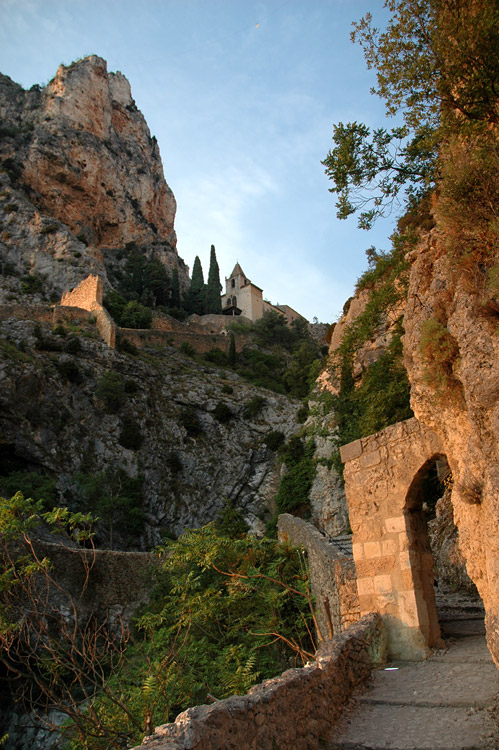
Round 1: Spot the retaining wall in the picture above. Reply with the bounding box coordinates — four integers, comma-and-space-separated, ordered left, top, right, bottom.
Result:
134, 613, 386, 750
277, 514, 360, 640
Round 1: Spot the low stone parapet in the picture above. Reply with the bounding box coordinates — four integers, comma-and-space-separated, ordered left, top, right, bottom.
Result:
134, 613, 386, 750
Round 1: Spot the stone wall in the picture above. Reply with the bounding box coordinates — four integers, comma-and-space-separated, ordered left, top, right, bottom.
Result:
32, 539, 157, 624
134, 613, 386, 750
0, 304, 54, 323
118, 328, 246, 355
341, 417, 445, 660
60, 273, 103, 310
277, 514, 359, 640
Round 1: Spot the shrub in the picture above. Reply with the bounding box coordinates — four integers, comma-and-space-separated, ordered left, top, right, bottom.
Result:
204, 348, 227, 365
263, 430, 285, 451
221, 383, 233, 394
94, 371, 125, 413
420, 318, 459, 391
53, 324, 67, 337
242, 395, 266, 419
124, 378, 139, 394
179, 341, 196, 357
20, 275, 43, 295
65, 335, 81, 354
56, 359, 82, 384
117, 337, 139, 356
213, 401, 233, 424
118, 417, 143, 450
165, 451, 183, 475
180, 405, 203, 437
214, 499, 249, 537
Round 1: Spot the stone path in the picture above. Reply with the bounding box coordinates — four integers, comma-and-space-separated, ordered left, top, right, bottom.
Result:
327, 619, 499, 749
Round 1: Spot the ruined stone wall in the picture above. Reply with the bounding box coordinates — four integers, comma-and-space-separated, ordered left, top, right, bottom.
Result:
118, 328, 245, 355
33, 540, 157, 624
341, 417, 445, 660
60, 274, 103, 310
0, 304, 54, 323
277, 514, 359, 640
134, 613, 386, 750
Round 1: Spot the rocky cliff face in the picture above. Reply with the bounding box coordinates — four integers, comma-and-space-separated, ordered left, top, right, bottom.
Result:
0, 56, 187, 298
0, 312, 300, 547
403, 229, 499, 665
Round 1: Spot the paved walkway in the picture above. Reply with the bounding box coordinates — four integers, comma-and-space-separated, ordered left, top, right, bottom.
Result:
327, 619, 499, 749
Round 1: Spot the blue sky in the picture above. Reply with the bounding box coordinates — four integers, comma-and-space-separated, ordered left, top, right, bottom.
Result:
0, 0, 396, 322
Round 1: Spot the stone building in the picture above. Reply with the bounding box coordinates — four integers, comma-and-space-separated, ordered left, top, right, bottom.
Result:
221, 262, 304, 324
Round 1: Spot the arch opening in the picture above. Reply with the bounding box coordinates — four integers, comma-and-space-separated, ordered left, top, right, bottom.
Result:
404, 454, 484, 645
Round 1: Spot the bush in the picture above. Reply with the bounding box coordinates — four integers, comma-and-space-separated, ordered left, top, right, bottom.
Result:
117, 336, 139, 356
65, 335, 81, 354
53, 324, 67, 337
20, 275, 43, 295
242, 395, 266, 419
94, 371, 125, 413
420, 318, 460, 391
180, 405, 203, 437
56, 359, 82, 384
263, 430, 285, 451
213, 401, 233, 424
204, 348, 228, 365
179, 341, 196, 357
118, 417, 143, 450
221, 383, 233, 394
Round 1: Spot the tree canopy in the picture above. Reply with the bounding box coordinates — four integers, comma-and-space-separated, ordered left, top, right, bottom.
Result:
206, 245, 222, 314
323, 0, 499, 228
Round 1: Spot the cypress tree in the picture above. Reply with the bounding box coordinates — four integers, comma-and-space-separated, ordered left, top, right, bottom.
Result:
188, 256, 206, 315
206, 244, 222, 314
171, 267, 181, 309
228, 332, 236, 367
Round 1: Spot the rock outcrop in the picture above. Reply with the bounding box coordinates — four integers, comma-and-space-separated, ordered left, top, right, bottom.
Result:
403, 230, 499, 666
0, 56, 187, 300
0, 313, 300, 546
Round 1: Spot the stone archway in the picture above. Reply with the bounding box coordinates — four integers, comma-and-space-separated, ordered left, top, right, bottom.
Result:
340, 418, 447, 660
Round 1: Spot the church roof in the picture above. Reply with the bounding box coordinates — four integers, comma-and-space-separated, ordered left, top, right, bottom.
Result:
230, 262, 246, 278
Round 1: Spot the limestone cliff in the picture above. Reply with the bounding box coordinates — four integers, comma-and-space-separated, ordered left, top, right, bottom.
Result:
403, 228, 499, 665
0, 312, 300, 547
0, 56, 187, 298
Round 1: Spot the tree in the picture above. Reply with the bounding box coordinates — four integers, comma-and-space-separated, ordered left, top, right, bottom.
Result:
186, 255, 206, 315
323, 0, 499, 228
170, 267, 181, 309
205, 245, 222, 314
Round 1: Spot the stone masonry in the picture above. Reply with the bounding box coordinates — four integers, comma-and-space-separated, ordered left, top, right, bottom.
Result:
277, 514, 360, 641
341, 417, 446, 660
133, 613, 386, 750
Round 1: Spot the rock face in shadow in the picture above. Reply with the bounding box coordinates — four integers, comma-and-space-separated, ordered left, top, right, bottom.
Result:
403, 230, 499, 666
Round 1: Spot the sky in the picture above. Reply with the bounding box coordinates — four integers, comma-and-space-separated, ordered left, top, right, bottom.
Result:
0, 0, 397, 323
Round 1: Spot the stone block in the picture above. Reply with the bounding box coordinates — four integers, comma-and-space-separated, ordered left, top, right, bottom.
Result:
340, 439, 362, 463
357, 577, 374, 596
382, 539, 398, 556
359, 449, 382, 469
373, 575, 392, 594
385, 516, 407, 534
364, 541, 382, 558
352, 542, 364, 561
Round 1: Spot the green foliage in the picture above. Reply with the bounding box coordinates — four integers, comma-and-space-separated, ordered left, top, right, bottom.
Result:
53, 324, 67, 337
420, 317, 459, 392
284, 339, 322, 399
242, 395, 266, 419
65, 335, 82, 354
234, 348, 287, 394
228, 332, 236, 367
185, 255, 206, 315
0, 471, 57, 510
94, 371, 125, 413
203, 347, 227, 365
221, 383, 234, 395
180, 405, 203, 437
118, 417, 143, 450
20, 275, 43, 295
79, 525, 314, 747
263, 431, 285, 452
72, 468, 144, 548
206, 245, 222, 314
214, 499, 249, 537
213, 401, 233, 424
56, 358, 82, 384
323, 0, 499, 227
253, 310, 294, 350
179, 341, 196, 357
267, 438, 316, 534
171, 268, 181, 309
104, 290, 153, 329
